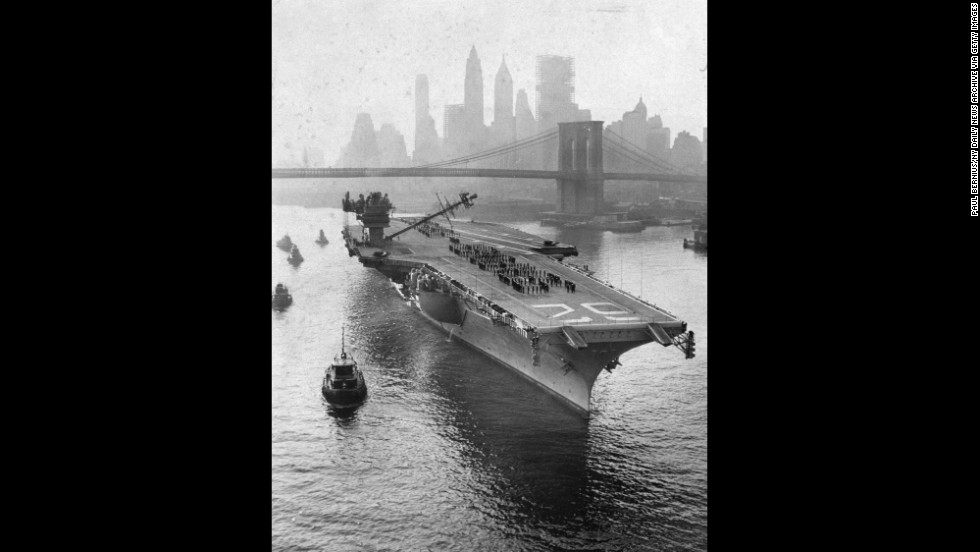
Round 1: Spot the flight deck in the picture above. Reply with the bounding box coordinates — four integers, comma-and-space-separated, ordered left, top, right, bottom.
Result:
346, 218, 682, 332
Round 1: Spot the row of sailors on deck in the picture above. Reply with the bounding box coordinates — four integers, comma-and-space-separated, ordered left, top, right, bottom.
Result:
447, 241, 576, 295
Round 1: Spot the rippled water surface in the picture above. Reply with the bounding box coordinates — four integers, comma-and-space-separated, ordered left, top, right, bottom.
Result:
272, 205, 707, 551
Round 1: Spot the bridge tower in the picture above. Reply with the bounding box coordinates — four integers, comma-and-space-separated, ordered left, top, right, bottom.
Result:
556, 121, 604, 214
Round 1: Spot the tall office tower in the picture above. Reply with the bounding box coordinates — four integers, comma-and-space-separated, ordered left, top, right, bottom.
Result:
464, 46, 484, 132
491, 56, 516, 146
622, 97, 648, 150
646, 114, 671, 163
443, 104, 466, 158
415, 74, 429, 122
413, 74, 441, 164
515, 89, 536, 140
535, 55, 577, 133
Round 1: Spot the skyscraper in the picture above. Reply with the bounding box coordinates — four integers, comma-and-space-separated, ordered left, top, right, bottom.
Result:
535, 55, 578, 133
458, 46, 489, 155
646, 114, 671, 163
464, 45, 484, 130
414, 74, 441, 164
443, 104, 466, 157
415, 74, 429, 123
515, 89, 536, 140
491, 56, 515, 146
622, 97, 648, 151
514, 89, 538, 168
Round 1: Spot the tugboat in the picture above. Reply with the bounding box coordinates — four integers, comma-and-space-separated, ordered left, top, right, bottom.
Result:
287, 244, 304, 266
272, 283, 293, 310
683, 211, 708, 251
322, 329, 367, 407
315, 229, 329, 246
276, 234, 293, 252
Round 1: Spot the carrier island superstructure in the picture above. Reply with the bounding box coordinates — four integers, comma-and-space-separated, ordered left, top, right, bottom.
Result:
341, 191, 695, 415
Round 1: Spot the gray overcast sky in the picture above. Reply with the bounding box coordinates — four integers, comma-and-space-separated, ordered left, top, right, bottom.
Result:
272, 0, 706, 164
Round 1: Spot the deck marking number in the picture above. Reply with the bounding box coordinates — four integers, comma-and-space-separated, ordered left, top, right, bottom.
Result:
563, 317, 594, 324
533, 304, 575, 318
581, 302, 642, 321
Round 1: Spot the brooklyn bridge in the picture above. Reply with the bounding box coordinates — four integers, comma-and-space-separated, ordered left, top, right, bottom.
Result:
271, 121, 707, 214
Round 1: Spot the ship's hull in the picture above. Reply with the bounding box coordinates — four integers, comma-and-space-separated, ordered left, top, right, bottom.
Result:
342, 216, 688, 416
409, 290, 650, 415
417, 289, 464, 324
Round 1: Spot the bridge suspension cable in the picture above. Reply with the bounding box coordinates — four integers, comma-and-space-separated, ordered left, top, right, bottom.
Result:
415, 130, 557, 168
605, 129, 684, 171
602, 137, 680, 174
414, 128, 558, 168
604, 134, 684, 174
604, 130, 691, 174
432, 133, 556, 168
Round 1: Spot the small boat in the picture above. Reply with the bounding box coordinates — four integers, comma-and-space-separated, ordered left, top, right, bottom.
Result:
272, 283, 293, 309
287, 245, 304, 265
661, 219, 693, 226
683, 213, 708, 250
276, 234, 293, 252
315, 229, 329, 245
322, 329, 367, 407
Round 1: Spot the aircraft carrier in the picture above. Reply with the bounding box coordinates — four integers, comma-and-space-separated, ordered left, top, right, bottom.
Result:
341, 191, 695, 415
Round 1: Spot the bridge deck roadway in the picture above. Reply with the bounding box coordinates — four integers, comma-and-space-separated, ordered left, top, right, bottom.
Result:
347, 218, 682, 331
271, 167, 707, 184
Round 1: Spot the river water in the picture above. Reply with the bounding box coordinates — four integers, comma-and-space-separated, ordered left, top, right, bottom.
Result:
272, 205, 707, 551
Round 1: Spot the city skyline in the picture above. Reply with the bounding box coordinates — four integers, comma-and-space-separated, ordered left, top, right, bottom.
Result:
272, 0, 707, 165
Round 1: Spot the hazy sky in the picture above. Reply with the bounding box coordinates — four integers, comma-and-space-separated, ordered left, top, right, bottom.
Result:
272, 0, 707, 164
